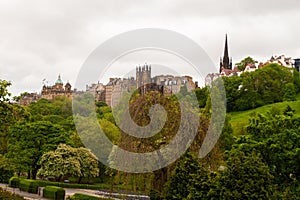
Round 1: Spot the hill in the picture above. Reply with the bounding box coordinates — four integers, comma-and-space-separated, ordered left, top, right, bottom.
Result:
229, 94, 300, 135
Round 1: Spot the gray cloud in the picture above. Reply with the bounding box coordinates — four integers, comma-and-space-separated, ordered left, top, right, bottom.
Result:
0, 0, 299, 95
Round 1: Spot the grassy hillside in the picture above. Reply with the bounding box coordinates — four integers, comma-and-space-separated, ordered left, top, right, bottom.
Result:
229, 94, 300, 135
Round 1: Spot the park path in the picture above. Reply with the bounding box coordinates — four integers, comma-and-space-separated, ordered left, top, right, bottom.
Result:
0, 183, 149, 200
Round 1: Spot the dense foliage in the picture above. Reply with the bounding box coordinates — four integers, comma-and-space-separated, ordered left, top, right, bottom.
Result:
43, 186, 65, 200
224, 63, 298, 111
38, 144, 99, 182
0, 188, 24, 200
1, 61, 300, 199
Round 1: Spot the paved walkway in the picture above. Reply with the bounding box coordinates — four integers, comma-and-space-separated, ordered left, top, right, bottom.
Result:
0, 183, 149, 200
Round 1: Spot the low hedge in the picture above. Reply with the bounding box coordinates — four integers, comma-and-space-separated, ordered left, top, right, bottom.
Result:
19, 179, 39, 194
9, 177, 20, 188
68, 193, 112, 200
43, 186, 65, 200
36, 180, 102, 190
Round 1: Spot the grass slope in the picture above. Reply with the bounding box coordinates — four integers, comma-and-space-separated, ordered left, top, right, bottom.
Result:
229, 95, 300, 135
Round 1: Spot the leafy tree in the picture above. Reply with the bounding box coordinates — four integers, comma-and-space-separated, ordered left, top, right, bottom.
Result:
223, 63, 294, 111
283, 83, 296, 101
29, 96, 72, 119
209, 150, 274, 199
38, 144, 99, 183
235, 56, 256, 71
164, 152, 200, 200
194, 87, 209, 108
245, 109, 300, 184
76, 146, 100, 183
0, 80, 29, 154
187, 163, 211, 200
0, 154, 15, 183
219, 115, 234, 151
292, 69, 300, 93
98, 119, 121, 145
38, 144, 81, 181
8, 121, 70, 179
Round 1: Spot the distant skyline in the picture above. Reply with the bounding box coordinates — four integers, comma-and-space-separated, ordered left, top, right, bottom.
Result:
1, 0, 300, 95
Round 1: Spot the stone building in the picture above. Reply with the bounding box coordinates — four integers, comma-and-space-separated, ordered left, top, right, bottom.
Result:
86, 82, 106, 102
152, 75, 196, 95
136, 64, 151, 95
103, 77, 136, 107
19, 92, 39, 106
41, 74, 73, 100
85, 64, 197, 107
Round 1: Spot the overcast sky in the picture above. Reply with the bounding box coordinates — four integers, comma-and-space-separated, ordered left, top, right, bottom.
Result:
1, 0, 300, 95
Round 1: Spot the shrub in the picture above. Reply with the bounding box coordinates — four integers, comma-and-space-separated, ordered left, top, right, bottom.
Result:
35, 180, 102, 190
0, 188, 24, 200
43, 186, 65, 200
9, 177, 20, 188
0, 170, 14, 184
19, 179, 39, 194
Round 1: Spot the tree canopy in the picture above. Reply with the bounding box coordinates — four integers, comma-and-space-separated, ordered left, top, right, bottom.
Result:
38, 144, 99, 182
235, 56, 256, 71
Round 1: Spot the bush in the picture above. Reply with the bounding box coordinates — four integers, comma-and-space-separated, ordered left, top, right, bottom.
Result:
35, 180, 102, 190
43, 186, 65, 200
19, 179, 39, 194
67, 193, 112, 200
0, 188, 24, 200
9, 177, 20, 188
0, 169, 14, 184
149, 189, 163, 200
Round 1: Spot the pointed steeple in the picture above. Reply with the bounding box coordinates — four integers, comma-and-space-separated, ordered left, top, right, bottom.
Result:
224, 34, 229, 60
222, 34, 229, 69
220, 34, 232, 72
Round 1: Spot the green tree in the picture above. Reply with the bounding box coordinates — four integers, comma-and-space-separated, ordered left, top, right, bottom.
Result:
0, 154, 15, 183
38, 144, 81, 181
194, 87, 209, 108
0, 80, 29, 154
283, 83, 296, 101
292, 69, 300, 93
29, 96, 72, 119
187, 163, 211, 200
38, 144, 99, 182
8, 121, 70, 179
224, 63, 294, 111
164, 152, 200, 200
246, 109, 300, 184
235, 56, 256, 71
76, 146, 100, 183
210, 150, 274, 199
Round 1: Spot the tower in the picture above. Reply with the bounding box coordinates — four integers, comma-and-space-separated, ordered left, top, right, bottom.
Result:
220, 34, 232, 72
136, 63, 151, 89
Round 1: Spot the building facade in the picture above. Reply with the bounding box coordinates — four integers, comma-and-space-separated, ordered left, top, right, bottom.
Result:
86, 64, 197, 107
41, 75, 73, 100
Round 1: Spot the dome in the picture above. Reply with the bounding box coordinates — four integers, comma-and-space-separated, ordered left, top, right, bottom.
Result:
55, 74, 63, 85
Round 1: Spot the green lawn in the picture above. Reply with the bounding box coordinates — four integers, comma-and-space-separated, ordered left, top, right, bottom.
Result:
229, 98, 300, 135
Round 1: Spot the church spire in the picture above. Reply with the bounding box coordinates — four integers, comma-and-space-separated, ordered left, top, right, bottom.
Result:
224, 34, 229, 60
220, 34, 232, 72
